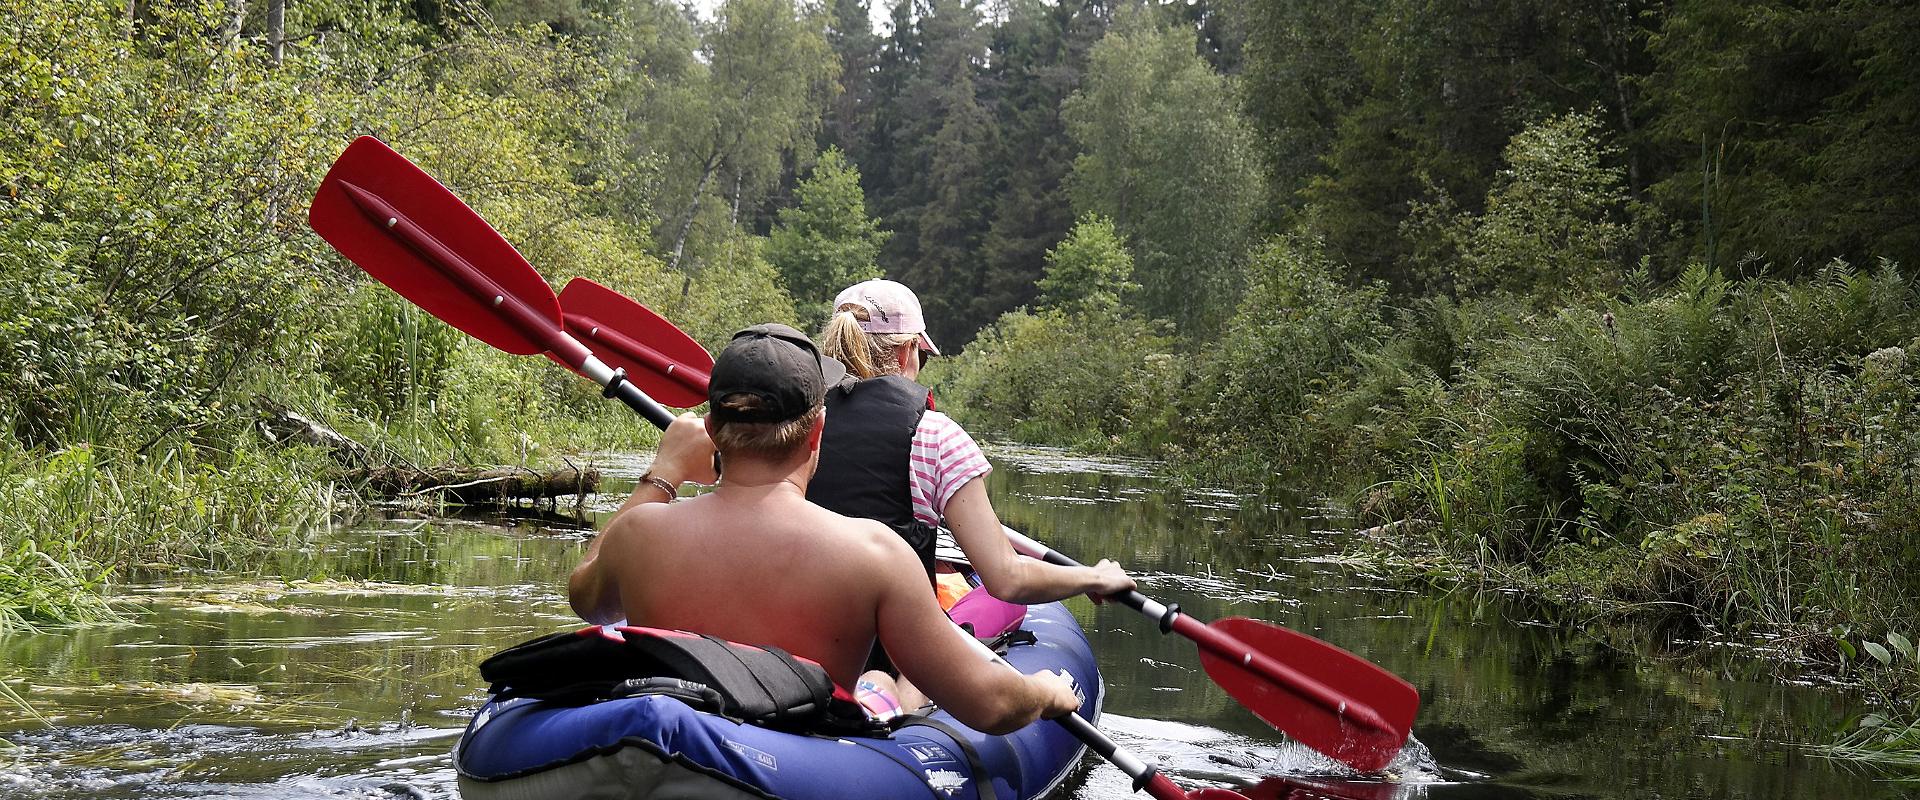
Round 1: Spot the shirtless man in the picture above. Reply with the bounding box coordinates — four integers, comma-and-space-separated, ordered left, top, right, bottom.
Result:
568, 323, 1080, 735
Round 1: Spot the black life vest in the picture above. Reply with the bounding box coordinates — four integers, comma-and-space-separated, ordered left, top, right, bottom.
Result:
477, 625, 881, 736
807, 375, 940, 580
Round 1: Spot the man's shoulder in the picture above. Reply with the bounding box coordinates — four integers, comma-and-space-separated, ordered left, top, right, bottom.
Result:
602, 497, 688, 544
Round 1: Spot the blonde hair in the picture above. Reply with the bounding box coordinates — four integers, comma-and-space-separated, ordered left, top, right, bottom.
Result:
819, 306, 919, 379
708, 394, 823, 459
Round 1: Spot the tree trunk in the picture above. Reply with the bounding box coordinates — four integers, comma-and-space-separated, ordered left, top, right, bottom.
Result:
267, 0, 284, 64
1595, 0, 1641, 194
729, 171, 743, 227
668, 154, 722, 271
223, 0, 248, 46
251, 397, 602, 503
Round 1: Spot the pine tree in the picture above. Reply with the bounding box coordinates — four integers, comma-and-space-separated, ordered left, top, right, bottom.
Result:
974, 0, 1109, 334
821, 0, 880, 159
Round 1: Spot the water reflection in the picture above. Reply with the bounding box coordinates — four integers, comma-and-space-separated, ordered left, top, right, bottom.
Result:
0, 446, 1905, 798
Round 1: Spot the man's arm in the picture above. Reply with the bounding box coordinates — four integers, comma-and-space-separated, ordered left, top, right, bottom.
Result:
568, 523, 627, 625
945, 479, 1135, 604
571, 413, 719, 624
869, 528, 1080, 734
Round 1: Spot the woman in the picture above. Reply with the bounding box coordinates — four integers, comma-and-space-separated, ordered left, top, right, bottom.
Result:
809, 279, 1136, 606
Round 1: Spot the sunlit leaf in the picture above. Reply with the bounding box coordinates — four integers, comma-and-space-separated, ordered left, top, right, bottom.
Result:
1887, 632, 1913, 660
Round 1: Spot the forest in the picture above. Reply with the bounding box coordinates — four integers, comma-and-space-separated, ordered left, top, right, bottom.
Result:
2, 0, 1917, 764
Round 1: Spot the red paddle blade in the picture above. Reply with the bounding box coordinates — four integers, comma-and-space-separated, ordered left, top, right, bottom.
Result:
308, 136, 559, 355
1197, 618, 1417, 773
557, 278, 713, 408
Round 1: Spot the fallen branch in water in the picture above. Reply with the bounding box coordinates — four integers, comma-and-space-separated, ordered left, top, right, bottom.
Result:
251, 396, 600, 503
355, 463, 602, 503
1355, 519, 1434, 539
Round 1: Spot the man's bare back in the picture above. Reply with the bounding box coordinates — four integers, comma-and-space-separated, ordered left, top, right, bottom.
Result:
585, 475, 903, 688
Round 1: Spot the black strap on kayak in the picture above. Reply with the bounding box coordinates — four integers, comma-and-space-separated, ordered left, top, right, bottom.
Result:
477, 625, 873, 734
983, 628, 1037, 653
891, 716, 999, 800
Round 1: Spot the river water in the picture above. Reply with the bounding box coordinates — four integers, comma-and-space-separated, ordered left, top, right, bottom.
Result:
0, 446, 1907, 798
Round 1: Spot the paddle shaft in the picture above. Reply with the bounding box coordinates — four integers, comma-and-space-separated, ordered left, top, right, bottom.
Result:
958, 630, 1223, 800
563, 310, 711, 400
999, 526, 1396, 736
334, 179, 676, 429
1061, 711, 1203, 800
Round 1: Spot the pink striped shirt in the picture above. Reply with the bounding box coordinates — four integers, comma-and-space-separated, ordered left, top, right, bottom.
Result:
909, 411, 992, 526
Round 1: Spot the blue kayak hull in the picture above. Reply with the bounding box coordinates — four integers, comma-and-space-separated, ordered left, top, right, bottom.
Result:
455, 601, 1101, 800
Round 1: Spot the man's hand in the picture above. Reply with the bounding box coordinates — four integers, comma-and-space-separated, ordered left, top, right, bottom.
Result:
1028, 669, 1083, 719
651, 412, 718, 485
1084, 559, 1136, 604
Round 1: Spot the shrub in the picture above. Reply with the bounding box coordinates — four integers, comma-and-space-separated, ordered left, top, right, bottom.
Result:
1182, 236, 1390, 479
935, 309, 1179, 450
1372, 260, 1920, 629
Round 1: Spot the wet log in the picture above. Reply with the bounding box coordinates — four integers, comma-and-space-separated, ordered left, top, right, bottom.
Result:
1355, 519, 1434, 539
253, 397, 369, 467
345, 463, 602, 504
252, 396, 600, 502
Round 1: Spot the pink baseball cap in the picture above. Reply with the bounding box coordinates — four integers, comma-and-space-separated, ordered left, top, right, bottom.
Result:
833, 279, 940, 355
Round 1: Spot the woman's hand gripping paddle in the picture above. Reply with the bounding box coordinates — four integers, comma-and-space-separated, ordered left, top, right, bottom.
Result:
304, 137, 1238, 800
1001, 527, 1417, 772
307, 136, 677, 430
549, 276, 1420, 772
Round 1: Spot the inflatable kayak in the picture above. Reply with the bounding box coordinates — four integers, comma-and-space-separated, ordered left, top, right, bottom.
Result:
454, 600, 1101, 800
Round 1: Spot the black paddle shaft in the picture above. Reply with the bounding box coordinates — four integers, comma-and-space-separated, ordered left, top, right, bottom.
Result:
598, 367, 677, 430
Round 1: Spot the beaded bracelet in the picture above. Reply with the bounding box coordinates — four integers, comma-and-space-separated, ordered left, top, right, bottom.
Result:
638, 471, 679, 501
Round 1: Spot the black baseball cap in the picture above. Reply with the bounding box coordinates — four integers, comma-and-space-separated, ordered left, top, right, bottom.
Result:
708, 323, 848, 423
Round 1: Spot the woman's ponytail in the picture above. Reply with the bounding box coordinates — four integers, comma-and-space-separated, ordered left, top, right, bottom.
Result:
819, 306, 918, 379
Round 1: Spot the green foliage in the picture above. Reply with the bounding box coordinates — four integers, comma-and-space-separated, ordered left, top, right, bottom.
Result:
0, 432, 321, 633
935, 308, 1180, 450
660, 228, 800, 353
642, 0, 840, 270
319, 287, 466, 421
1063, 9, 1262, 335
1181, 236, 1392, 478
871, 0, 1001, 348
968, 0, 1105, 337
1822, 628, 1920, 772
1036, 215, 1137, 316
1645, 0, 1920, 274
1367, 261, 1920, 631
0, 0, 794, 624
767, 148, 888, 327
1454, 111, 1634, 305
1240, 0, 1655, 291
